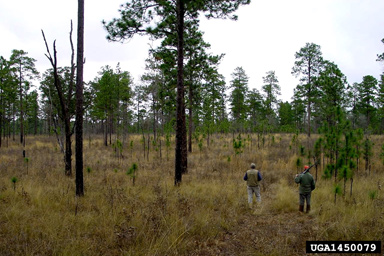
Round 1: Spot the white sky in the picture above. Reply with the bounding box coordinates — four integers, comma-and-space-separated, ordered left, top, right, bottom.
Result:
1, 0, 384, 102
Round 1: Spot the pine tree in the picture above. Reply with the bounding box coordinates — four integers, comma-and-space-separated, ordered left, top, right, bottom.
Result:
356, 75, 378, 130
278, 101, 295, 132
291, 88, 306, 132
9, 50, 39, 146
261, 70, 280, 125
320, 106, 345, 181
363, 137, 373, 175
376, 74, 384, 133
316, 61, 348, 126
103, 0, 250, 185
25, 90, 39, 135
0, 56, 18, 148
229, 67, 249, 131
292, 43, 324, 137
91, 65, 132, 146
247, 88, 263, 131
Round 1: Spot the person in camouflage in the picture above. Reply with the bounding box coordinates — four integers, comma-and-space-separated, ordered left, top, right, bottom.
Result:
243, 163, 262, 208
295, 165, 316, 213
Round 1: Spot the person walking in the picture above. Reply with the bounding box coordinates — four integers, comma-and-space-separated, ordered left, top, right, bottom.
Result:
244, 163, 262, 209
295, 165, 316, 213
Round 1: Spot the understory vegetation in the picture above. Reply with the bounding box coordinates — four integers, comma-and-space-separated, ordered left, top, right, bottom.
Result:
0, 134, 383, 255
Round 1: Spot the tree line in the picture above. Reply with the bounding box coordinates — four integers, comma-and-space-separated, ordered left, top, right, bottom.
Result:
1, 41, 383, 142
0, 0, 383, 187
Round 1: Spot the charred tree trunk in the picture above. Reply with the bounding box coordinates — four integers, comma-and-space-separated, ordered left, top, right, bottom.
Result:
75, 0, 84, 197
175, 0, 187, 186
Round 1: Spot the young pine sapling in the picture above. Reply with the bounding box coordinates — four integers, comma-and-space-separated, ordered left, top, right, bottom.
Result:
24, 157, 29, 175
380, 144, 384, 166
338, 165, 352, 197
130, 140, 134, 159
126, 163, 138, 186
368, 190, 378, 201
11, 177, 18, 192
363, 137, 373, 176
333, 183, 342, 204
296, 158, 302, 174
233, 134, 243, 156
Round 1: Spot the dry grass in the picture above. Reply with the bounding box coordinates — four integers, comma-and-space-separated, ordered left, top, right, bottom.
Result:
0, 133, 383, 255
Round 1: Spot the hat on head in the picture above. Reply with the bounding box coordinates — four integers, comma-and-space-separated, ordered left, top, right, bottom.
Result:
304, 165, 309, 170
250, 163, 256, 169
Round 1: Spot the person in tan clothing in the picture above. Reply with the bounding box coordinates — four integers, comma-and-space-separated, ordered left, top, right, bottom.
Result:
243, 163, 262, 208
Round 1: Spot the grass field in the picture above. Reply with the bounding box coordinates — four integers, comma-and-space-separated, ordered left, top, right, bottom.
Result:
0, 133, 383, 255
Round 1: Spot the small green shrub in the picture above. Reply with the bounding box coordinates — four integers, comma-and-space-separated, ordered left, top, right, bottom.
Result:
11, 177, 18, 191
368, 190, 378, 200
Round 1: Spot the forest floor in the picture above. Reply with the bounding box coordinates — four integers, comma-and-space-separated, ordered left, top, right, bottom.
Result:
201, 205, 383, 256
187, 190, 317, 256
215, 210, 315, 255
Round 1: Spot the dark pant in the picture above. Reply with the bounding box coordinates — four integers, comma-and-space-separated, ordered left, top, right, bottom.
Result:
299, 193, 311, 206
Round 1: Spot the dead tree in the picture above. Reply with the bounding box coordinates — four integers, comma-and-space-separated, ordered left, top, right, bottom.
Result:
42, 22, 76, 177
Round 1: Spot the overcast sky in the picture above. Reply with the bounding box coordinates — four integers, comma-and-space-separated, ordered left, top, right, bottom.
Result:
1, 0, 384, 102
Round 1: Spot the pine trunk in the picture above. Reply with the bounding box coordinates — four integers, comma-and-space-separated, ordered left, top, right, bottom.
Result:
19, 64, 24, 145
175, 0, 187, 186
75, 0, 84, 197
188, 84, 193, 153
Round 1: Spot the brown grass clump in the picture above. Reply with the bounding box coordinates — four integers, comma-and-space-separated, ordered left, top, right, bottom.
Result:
268, 179, 297, 213
0, 133, 383, 255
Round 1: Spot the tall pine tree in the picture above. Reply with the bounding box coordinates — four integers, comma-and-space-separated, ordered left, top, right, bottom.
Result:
292, 43, 324, 137
103, 0, 250, 185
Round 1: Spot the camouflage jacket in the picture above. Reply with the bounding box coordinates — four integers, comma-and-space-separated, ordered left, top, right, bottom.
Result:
295, 172, 315, 194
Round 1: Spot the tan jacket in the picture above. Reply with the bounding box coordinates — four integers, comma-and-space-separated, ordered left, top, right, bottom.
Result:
245, 169, 260, 187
